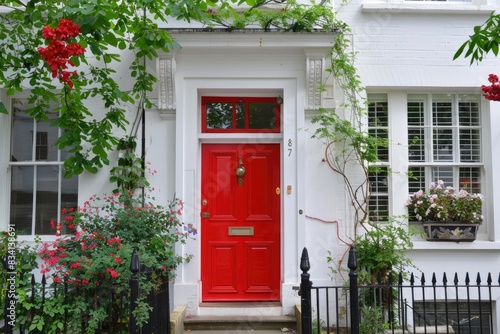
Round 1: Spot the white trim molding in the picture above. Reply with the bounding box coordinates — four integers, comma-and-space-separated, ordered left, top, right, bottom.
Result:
306, 57, 324, 111
158, 54, 176, 120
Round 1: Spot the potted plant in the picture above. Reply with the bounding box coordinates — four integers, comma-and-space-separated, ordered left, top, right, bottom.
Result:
406, 180, 483, 242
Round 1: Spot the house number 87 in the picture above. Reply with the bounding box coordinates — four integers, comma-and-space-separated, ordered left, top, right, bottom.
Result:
288, 139, 292, 157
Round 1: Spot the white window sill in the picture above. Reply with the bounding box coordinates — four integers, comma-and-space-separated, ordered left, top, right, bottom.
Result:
411, 239, 500, 250
362, 2, 496, 14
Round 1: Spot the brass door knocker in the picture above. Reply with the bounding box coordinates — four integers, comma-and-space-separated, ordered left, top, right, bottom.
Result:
235, 156, 246, 185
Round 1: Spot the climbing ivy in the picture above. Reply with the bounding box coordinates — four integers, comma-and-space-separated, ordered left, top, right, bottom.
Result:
312, 17, 385, 233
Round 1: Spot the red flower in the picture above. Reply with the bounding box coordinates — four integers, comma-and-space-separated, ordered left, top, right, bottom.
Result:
482, 73, 500, 101
107, 237, 121, 246
54, 276, 61, 284
37, 19, 85, 88
106, 268, 119, 279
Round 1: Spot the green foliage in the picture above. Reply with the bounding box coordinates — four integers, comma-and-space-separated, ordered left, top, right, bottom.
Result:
353, 221, 416, 334
0, 191, 196, 333
39, 191, 196, 283
16, 284, 69, 334
454, 12, 500, 64
35, 191, 196, 332
359, 305, 389, 334
327, 220, 417, 284
207, 0, 336, 31
354, 220, 415, 283
0, 231, 39, 321
109, 136, 149, 194
0, 0, 337, 178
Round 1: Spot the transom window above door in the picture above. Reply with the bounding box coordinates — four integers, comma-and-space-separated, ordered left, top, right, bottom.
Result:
202, 97, 281, 133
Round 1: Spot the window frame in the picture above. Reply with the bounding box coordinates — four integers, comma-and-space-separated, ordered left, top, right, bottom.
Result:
9, 97, 78, 236
407, 93, 483, 195
201, 96, 281, 134
367, 93, 390, 223
366, 91, 485, 228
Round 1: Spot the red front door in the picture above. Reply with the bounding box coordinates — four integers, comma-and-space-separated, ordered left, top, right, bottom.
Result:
201, 144, 281, 302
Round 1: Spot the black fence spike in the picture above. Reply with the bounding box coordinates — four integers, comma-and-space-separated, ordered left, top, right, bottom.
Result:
454, 273, 459, 285
41, 274, 46, 286
347, 246, 357, 271
487, 273, 492, 286
432, 273, 437, 286
398, 272, 403, 285
300, 247, 311, 273
465, 272, 470, 285
443, 272, 448, 285
410, 272, 415, 286
476, 272, 482, 285
130, 248, 140, 274
421, 272, 426, 285
497, 273, 500, 285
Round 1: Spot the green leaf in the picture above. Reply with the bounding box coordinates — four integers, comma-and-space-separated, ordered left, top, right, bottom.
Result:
491, 41, 499, 56
104, 32, 118, 46
453, 41, 468, 60
118, 40, 127, 50
0, 100, 7, 114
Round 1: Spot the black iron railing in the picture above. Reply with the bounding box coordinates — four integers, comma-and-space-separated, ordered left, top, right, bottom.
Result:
300, 246, 497, 334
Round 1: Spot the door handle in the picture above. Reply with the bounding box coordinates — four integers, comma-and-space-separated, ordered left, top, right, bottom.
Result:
202, 212, 210, 218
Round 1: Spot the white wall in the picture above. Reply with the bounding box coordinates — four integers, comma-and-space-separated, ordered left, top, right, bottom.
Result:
337, 1, 500, 277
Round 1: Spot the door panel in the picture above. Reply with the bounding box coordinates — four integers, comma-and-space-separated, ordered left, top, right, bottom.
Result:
201, 144, 280, 302
207, 242, 239, 294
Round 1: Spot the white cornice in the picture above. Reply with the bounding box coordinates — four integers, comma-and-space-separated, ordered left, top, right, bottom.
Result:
165, 30, 336, 50
362, 2, 495, 14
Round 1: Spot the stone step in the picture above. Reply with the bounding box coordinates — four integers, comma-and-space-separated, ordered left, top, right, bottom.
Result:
183, 315, 297, 331
184, 330, 294, 333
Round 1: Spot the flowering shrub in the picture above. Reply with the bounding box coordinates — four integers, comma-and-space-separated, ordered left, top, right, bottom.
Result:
37, 191, 196, 331
406, 180, 483, 224
481, 74, 500, 101
37, 19, 85, 88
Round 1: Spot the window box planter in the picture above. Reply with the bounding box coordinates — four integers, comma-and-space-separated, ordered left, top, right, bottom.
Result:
422, 222, 478, 242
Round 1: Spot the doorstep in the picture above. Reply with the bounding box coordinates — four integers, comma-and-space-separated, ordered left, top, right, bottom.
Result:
183, 314, 297, 331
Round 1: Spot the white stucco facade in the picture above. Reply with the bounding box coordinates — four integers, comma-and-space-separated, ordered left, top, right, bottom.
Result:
340, 2, 500, 275
2, 0, 500, 322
